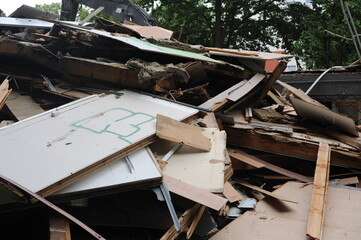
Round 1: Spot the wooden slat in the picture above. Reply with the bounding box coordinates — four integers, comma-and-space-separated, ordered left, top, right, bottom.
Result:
255, 61, 287, 105
186, 205, 207, 239
156, 114, 211, 151
223, 181, 243, 203
163, 175, 227, 211
307, 142, 331, 240
237, 180, 297, 203
228, 148, 312, 183
336, 176, 359, 186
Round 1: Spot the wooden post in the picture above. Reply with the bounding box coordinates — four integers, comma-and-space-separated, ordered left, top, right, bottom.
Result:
306, 142, 331, 240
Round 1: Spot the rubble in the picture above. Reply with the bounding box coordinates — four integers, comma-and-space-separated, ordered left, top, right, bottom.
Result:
0, 6, 361, 240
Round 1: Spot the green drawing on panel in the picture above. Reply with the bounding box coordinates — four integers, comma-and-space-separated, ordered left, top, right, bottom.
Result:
70, 108, 156, 144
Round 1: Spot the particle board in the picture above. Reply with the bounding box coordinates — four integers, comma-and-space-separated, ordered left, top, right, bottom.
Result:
0, 90, 198, 196
211, 181, 361, 240
156, 114, 211, 152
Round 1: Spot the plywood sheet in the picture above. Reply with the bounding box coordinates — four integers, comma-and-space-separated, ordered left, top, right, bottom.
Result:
211, 182, 361, 240
121, 24, 173, 39
160, 128, 226, 192
156, 114, 211, 152
0, 90, 197, 195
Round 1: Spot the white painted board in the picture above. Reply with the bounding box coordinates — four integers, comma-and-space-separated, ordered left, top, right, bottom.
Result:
0, 90, 197, 194
152, 128, 226, 193
54, 148, 161, 195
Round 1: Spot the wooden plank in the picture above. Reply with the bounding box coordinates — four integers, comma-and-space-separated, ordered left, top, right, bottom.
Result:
237, 180, 297, 203
225, 126, 361, 169
0, 79, 11, 111
228, 148, 312, 183
307, 142, 331, 240
223, 181, 243, 203
0, 91, 198, 197
267, 91, 285, 107
156, 114, 211, 152
228, 148, 265, 169
211, 181, 361, 240
335, 176, 359, 185
255, 61, 287, 105
226, 73, 265, 102
49, 215, 71, 240
163, 175, 227, 211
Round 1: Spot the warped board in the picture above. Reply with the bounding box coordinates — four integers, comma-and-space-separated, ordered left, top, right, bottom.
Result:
211, 182, 361, 240
0, 90, 197, 196
54, 148, 161, 196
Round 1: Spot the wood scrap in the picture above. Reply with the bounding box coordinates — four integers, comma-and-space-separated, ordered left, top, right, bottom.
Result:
186, 205, 207, 239
335, 176, 359, 185
236, 180, 297, 203
49, 215, 71, 240
228, 148, 312, 183
0, 78, 12, 111
156, 114, 211, 152
223, 181, 243, 203
163, 175, 227, 211
306, 142, 331, 240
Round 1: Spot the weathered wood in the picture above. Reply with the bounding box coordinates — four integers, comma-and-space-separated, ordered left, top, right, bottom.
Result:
156, 114, 211, 152
335, 176, 359, 185
228, 148, 312, 183
255, 61, 287, 105
49, 215, 71, 240
307, 142, 331, 240
6, 93, 44, 120
225, 126, 361, 169
163, 175, 227, 211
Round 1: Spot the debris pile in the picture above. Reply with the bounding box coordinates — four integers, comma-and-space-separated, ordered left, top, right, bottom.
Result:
1, 7, 361, 240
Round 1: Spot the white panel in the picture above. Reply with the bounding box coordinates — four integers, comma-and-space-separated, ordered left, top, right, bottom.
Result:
0, 90, 197, 193
54, 148, 161, 195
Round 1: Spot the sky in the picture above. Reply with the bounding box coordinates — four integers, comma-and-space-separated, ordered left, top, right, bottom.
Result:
1, 0, 61, 16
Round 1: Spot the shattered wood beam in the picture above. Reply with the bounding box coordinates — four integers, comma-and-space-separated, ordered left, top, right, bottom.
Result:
225, 126, 361, 169
228, 148, 313, 183
307, 142, 331, 240
254, 61, 287, 105
160, 204, 201, 240
186, 205, 206, 239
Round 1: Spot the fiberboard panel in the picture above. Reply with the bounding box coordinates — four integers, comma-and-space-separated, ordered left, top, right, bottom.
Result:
0, 90, 197, 194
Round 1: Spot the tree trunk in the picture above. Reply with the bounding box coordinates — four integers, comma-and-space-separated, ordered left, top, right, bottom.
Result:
214, 0, 223, 47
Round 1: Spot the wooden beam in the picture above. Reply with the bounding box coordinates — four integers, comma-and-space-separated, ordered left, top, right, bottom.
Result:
49, 215, 71, 240
307, 142, 331, 240
156, 114, 211, 152
163, 175, 227, 211
228, 148, 313, 183
255, 61, 287, 105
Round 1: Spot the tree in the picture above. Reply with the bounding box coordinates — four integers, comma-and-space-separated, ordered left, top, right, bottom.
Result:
35, 2, 62, 15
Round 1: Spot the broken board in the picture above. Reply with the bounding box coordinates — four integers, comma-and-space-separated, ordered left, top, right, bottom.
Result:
0, 90, 198, 197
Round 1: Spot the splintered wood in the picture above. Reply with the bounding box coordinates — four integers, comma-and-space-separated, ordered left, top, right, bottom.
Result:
156, 114, 211, 151
0, 78, 12, 111
307, 142, 331, 240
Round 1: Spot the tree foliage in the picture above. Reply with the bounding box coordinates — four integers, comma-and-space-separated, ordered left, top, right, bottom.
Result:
36, 1, 361, 69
